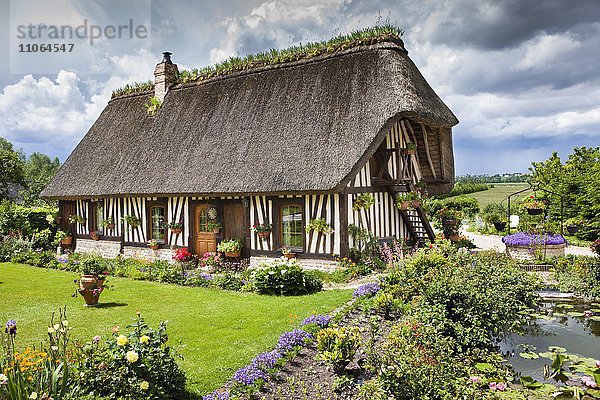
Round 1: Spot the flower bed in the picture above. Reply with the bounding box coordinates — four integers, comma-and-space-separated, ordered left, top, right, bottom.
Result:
502, 232, 566, 260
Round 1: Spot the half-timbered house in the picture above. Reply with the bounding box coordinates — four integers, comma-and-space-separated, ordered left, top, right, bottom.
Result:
41, 34, 458, 269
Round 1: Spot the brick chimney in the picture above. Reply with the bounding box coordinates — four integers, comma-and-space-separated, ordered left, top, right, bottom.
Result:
154, 52, 178, 102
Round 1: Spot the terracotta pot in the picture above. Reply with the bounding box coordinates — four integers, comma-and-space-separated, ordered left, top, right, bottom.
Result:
54, 216, 61, 224
106, 223, 115, 230
442, 218, 459, 227
171, 227, 182, 235
225, 250, 241, 258
448, 233, 460, 242
567, 225, 579, 235
403, 149, 416, 155
411, 200, 421, 208
149, 244, 159, 250
526, 208, 544, 216
257, 231, 271, 239
61, 236, 72, 246
212, 228, 220, 234
493, 221, 506, 231
78, 275, 105, 306
91, 233, 100, 241
399, 201, 410, 210
283, 253, 295, 259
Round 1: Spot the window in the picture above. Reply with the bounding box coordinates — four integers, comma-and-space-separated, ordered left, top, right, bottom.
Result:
149, 206, 166, 243
197, 208, 209, 232
280, 204, 303, 249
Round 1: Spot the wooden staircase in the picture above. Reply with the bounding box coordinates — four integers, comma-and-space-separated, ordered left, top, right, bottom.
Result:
399, 206, 435, 246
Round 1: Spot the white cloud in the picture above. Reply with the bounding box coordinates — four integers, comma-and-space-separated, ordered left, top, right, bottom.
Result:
0, 49, 158, 156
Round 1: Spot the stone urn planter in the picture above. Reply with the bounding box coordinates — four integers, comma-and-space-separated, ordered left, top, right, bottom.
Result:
78, 275, 105, 306
257, 231, 271, 239
502, 232, 566, 260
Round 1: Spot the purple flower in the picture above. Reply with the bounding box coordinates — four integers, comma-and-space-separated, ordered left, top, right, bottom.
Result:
353, 283, 381, 298
275, 329, 313, 353
251, 350, 282, 371
233, 365, 268, 386
200, 273, 214, 281
300, 314, 332, 328
5, 320, 17, 336
202, 390, 229, 400
502, 232, 566, 246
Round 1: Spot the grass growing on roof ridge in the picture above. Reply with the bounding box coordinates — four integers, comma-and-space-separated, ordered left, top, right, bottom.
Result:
111, 24, 404, 99
0, 262, 352, 396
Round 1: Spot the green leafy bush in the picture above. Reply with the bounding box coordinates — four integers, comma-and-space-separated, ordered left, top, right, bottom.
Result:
316, 326, 361, 373
442, 195, 480, 218
553, 255, 600, 298
0, 235, 33, 261
253, 259, 323, 295
76, 315, 186, 400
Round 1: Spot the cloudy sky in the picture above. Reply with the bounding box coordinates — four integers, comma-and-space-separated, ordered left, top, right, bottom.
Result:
0, 0, 598, 174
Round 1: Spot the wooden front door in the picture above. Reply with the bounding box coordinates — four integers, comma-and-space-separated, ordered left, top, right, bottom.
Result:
193, 205, 216, 256
222, 202, 248, 257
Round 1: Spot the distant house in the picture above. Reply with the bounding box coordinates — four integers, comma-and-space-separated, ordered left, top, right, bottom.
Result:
41, 33, 458, 269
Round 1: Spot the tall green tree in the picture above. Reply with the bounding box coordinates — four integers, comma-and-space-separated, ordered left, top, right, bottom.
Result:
530, 147, 600, 240
0, 137, 25, 199
20, 152, 61, 206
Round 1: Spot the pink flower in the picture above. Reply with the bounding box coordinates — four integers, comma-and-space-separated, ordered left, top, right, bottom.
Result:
596, 360, 600, 368
469, 376, 480, 383
489, 382, 496, 390
496, 382, 506, 391
584, 310, 594, 318
92, 335, 101, 343
582, 376, 598, 388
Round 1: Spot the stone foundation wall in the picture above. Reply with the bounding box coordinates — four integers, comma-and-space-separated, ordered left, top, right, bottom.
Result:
505, 243, 566, 260
75, 239, 121, 259
123, 246, 174, 263
250, 256, 338, 272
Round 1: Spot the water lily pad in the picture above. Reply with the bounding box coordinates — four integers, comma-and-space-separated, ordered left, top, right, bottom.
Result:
567, 311, 585, 317
590, 316, 600, 322
591, 308, 600, 313
553, 312, 566, 317
520, 352, 540, 359
475, 362, 495, 372
520, 376, 543, 389
556, 303, 575, 309
539, 351, 555, 360
549, 346, 567, 353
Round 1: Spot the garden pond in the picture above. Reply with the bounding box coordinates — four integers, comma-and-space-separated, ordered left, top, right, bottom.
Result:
500, 297, 600, 384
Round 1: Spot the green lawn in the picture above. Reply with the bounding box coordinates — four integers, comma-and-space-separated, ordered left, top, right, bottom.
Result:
466, 182, 532, 208
0, 263, 352, 396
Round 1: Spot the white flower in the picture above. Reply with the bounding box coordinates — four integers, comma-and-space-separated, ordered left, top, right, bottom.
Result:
0, 373, 7, 383
61, 320, 68, 326
53, 324, 60, 330
51, 346, 58, 351
29, 392, 38, 399
281, 269, 287, 274
48, 327, 55, 333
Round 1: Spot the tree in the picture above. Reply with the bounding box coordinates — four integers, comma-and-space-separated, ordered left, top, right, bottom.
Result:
0, 137, 25, 199
19, 152, 61, 206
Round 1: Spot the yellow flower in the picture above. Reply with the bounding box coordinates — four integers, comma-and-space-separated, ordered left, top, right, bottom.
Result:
139, 335, 150, 344
140, 381, 149, 390
29, 392, 38, 399
53, 324, 60, 331
61, 320, 69, 326
116, 335, 128, 346
125, 350, 139, 363
47, 327, 55, 334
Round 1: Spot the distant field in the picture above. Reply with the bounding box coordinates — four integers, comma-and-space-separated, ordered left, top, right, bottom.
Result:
458, 182, 532, 208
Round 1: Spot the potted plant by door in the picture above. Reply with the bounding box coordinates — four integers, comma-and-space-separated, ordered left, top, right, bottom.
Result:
252, 223, 272, 239
208, 222, 222, 234
396, 192, 419, 210
488, 213, 507, 231
77, 256, 108, 306
167, 220, 183, 235
403, 142, 417, 155
101, 217, 115, 231
55, 230, 72, 246
148, 239, 159, 250
281, 246, 295, 260
69, 214, 86, 225
90, 230, 101, 241
521, 196, 546, 215
217, 238, 243, 258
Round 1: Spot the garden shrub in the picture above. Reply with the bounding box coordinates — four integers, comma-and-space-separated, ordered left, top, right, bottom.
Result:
0, 235, 33, 261
253, 259, 323, 295
316, 326, 361, 373
0, 200, 56, 239
553, 255, 600, 298
77, 315, 186, 400
442, 195, 480, 218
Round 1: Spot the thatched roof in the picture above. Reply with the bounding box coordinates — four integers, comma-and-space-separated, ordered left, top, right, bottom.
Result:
42, 41, 458, 199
